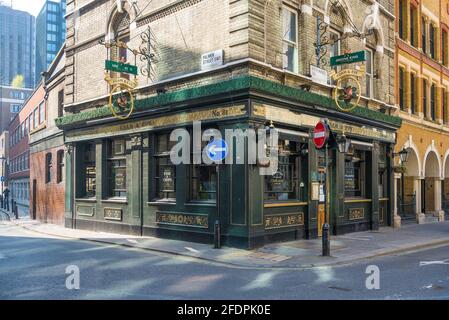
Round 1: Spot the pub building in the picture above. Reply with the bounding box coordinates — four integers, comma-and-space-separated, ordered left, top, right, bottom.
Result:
59, 0, 401, 248
59, 79, 400, 248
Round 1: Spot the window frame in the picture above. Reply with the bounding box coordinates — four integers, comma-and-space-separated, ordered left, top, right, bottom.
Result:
106, 139, 127, 199
45, 153, 53, 184
153, 133, 176, 202
57, 150, 64, 184
365, 48, 374, 98
282, 6, 299, 74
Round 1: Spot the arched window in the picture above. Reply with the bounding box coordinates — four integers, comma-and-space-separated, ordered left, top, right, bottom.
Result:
45, 153, 53, 183
57, 150, 64, 184
109, 10, 131, 80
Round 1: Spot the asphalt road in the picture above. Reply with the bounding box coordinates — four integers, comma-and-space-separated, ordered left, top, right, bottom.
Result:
0, 221, 448, 300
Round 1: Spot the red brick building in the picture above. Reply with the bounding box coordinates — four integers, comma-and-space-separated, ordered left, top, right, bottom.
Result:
29, 48, 66, 224
8, 83, 46, 217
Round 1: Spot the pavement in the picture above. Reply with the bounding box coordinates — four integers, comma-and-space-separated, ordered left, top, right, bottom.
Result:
1, 209, 449, 269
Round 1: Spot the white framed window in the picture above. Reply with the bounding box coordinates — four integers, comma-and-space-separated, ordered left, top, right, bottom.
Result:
365, 48, 374, 98
282, 7, 298, 73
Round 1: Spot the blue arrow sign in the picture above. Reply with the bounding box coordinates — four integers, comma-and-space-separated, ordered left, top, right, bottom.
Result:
206, 139, 228, 162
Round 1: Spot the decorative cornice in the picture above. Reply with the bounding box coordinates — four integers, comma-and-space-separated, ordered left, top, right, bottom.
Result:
56, 76, 402, 128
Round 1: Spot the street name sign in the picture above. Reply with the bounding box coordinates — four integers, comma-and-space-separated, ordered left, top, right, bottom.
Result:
330, 51, 366, 67
105, 60, 138, 75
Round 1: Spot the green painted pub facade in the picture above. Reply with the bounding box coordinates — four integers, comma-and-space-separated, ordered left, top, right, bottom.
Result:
58, 76, 401, 248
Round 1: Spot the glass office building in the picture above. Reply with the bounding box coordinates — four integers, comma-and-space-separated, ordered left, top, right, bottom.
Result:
35, 0, 66, 85
0, 4, 35, 88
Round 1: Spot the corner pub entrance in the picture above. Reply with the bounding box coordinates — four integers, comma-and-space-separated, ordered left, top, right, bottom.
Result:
59, 77, 400, 249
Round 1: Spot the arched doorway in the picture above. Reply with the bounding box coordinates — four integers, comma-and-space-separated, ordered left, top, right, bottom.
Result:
423, 150, 441, 216
398, 147, 420, 221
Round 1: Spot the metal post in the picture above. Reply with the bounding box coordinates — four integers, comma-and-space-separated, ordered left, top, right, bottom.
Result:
322, 143, 330, 256
214, 164, 221, 249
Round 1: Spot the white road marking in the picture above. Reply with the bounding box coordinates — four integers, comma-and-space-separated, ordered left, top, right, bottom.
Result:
419, 259, 449, 266
185, 247, 200, 253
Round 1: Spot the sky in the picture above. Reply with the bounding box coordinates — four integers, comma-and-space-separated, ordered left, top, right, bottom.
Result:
6, 0, 47, 17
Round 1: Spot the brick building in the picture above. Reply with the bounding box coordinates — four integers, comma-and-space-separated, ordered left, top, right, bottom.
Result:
0, 131, 9, 196
56, 0, 401, 248
395, 0, 449, 226
8, 83, 46, 217
30, 47, 66, 224
0, 86, 33, 133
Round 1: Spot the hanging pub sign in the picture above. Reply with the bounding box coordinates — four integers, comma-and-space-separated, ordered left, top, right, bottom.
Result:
104, 59, 139, 120
329, 65, 366, 112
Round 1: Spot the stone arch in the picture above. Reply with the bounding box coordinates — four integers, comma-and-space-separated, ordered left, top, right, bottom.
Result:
443, 149, 449, 178
324, 0, 354, 26
402, 141, 421, 177
423, 145, 442, 178
105, 0, 138, 42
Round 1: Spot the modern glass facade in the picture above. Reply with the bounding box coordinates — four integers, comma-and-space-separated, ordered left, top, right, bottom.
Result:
35, 0, 66, 86
0, 4, 35, 88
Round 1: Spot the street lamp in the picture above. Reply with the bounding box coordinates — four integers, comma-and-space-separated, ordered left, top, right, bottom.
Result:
398, 148, 410, 164
336, 133, 351, 154
393, 148, 410, 220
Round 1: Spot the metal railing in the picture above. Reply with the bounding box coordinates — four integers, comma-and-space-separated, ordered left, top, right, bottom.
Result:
398, 194, 416, 220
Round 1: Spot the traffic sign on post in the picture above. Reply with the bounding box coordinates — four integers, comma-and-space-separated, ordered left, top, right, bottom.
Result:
313, 121, 329, 149
206, 139, 228, 162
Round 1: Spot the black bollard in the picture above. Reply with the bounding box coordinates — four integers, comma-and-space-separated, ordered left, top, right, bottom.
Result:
322, 223, 330, 257
214, 220, 221, 249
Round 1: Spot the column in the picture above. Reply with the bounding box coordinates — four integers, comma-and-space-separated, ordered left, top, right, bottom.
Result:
64, 144, 74, 229
394, 173, 401, 228
434, 178, 445, 221
416, 177, 425, 224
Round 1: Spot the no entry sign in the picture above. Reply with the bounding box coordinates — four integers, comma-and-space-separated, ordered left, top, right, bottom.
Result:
313, 121, 329, 149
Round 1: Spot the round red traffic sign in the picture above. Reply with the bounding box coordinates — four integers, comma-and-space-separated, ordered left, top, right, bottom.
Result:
313, 121, 329, 149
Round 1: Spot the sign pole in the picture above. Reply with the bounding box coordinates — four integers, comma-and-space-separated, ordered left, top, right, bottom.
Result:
322, 141, 330, 257
313, 120, 331, 257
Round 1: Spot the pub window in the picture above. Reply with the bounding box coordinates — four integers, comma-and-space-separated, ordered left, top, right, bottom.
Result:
365, 48, 374, 98
57, 150, 64, 183
264, 138, 306, 202
190, 136, 217, 203
282, 7, 298, 73
81, 143, 96, 198
399, 67, 405, 110
107, 139, 127, 198
344, 149, 366, 198
330, 29, 341, 84
430, 84, 436, 121
410, 72, 416, 114
422, 17, 427, 53
45, 153, 52, 183
154, 133, 176, 201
